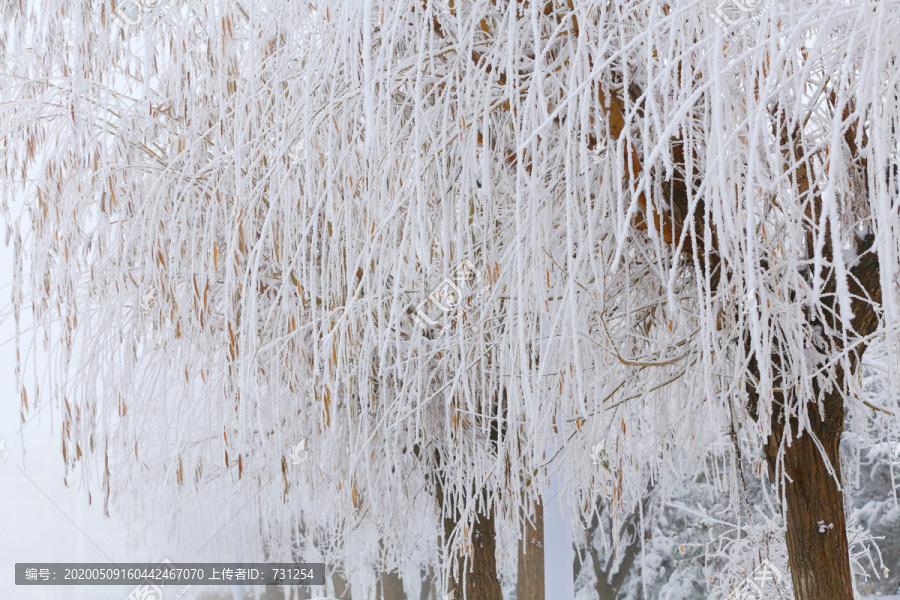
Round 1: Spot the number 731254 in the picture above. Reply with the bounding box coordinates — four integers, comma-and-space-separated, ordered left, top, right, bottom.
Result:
270, 567, 315, 582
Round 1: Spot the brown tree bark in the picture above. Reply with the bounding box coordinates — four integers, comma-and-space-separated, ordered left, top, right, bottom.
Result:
751, 306, 869, 599
516, 500, 545, 600
419, 389, 506, 600
595, 65, 881, 597
419, 568, 437, 600
374, 539, 406, 600
440, 496, 503, 600
433, 474, 502, 600
754, 99, 882, 600
778, 409, 854, 598
749, 230, 881, 599
377, 569, 406, 600
333, 571, 352, 599
427, 452, 502, 600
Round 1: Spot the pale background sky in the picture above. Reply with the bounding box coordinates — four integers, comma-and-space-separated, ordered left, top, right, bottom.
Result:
0, 219, 244, 599
0, 225, 578, 600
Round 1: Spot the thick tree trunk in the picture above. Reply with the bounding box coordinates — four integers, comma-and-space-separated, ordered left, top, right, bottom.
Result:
424, 389, 507, 600
441, 499, 502, 600
419, 568, 437, 600
775, 398, 854, 599
432, 467, 502, 600
516, 500, 545, 600
332, 571, 352, 599
747, 232, 881, 600
377, 569, 406, 600
375, 539, 406, 600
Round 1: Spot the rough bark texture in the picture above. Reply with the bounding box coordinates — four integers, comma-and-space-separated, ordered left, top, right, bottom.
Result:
592, 42, 885, 600
431, 461, 502, 600
609, 88, 887, 599
779, 411, 854, 598
752, 229, 881, 600
420, 389, 506, 600
440, 496, 503, 600
516, 500, 545, 600
752, 359, 857, 600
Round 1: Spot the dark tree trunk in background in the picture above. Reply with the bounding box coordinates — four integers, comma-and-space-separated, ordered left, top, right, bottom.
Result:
442, 496, 502, 600
574, 484, 653, 600
750, 227, 881, 600
377, 569, 406, 600
332, 571, 351, 599
422, 389, 506, 600
375, 539, 406, 600
419, 567, 437, 600
516, 500, 545, 600
427, 452, 502, 600
435, 484, 502, 600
